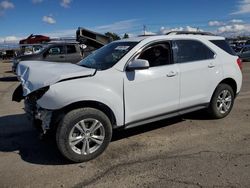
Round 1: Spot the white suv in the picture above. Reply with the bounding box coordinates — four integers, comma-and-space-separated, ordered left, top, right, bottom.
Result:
13, 34, 242, 162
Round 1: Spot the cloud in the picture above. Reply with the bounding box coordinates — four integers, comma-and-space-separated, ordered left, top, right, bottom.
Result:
232, 0, 250, 14
42, 15, 56, 24
218, 24, 245, 33
215, 23, 250, 37
0, 35, 22, 43
32, 0, 43, 4
42, 29, 75, 38
159, 26, 202, 34
230, 19, 244, 23
143, 31, 156, 35
208, 21, 225, 27
60, 0, 72, 8
0, 0, 14, 15
95, 19, 140, 34
0, 0, 14, 9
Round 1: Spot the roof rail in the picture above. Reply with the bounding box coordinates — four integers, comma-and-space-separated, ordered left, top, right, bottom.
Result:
166, 31, 215, 36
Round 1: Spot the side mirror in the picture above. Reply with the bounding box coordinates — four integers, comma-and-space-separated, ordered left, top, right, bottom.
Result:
126, 59, 149, 71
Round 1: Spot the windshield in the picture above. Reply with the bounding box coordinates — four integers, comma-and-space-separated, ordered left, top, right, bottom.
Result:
78, 41, 138, 70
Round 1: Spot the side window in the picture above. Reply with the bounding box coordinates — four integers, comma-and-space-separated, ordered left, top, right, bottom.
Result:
48, 46, 65, 55
67, 45, 77, 54
138, 43, 171, 67
173, 40, 214, 63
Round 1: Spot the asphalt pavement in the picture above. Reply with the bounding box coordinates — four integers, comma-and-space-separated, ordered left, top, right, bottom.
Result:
0, 60, 250, 188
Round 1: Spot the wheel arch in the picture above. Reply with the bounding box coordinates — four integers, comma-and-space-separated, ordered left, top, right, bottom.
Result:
209, 77, 237, 103
51, 100, 117, 130
218, 78, 237, 96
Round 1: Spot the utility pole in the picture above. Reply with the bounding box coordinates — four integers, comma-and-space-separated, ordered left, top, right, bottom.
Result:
143, 25, 146, 35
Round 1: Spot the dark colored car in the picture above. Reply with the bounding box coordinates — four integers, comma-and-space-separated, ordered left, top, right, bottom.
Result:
237, 45, 250, 61
12, 42, 82, 73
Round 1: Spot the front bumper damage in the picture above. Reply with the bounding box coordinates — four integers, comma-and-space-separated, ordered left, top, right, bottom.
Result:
24, 98, 52, 134
13, 83, 53, 134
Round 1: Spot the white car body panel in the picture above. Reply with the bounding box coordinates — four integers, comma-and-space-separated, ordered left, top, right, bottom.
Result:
37, 68, 125, 126
17, 61, 95, 96
124, 64, 179, 124
178, 58, 222, 109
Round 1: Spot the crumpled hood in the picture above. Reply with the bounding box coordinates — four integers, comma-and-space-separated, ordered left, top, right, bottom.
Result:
17, 61, 96, 96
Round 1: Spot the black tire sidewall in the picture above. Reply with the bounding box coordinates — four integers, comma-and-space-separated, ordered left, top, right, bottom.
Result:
209, 84, 235, 119
56, 108, 112, 163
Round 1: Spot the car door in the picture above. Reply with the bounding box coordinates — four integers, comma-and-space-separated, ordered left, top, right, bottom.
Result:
43, 45, 67, 62
173, 40, 221, 109
124, 42, 180, 125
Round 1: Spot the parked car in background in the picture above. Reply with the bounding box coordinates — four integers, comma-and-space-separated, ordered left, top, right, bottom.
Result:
13, 33, 242, 162
12, 42, 82, 73
19, 34, 50, 44
19, 44, 46, 55
1, 50, 16, 60
237, 45, 250, 61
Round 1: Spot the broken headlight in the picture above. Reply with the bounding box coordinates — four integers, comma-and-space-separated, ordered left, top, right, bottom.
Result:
26, 86, 50, 103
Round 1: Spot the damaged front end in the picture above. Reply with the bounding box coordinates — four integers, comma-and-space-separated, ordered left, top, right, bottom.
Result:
13, 85, 52, 134
13, 60, 96, 134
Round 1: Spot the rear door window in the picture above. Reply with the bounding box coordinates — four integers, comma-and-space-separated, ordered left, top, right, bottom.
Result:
173, 40, 214, 63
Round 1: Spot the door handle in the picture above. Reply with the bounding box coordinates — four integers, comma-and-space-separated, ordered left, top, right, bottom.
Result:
208, 63, 215, 68
167, 71, 177, 77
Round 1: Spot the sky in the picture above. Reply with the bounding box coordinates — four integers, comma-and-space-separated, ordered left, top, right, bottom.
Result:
1, 0, 250, 43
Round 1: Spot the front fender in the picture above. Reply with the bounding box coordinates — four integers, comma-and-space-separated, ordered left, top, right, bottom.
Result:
37, 76, 124, 126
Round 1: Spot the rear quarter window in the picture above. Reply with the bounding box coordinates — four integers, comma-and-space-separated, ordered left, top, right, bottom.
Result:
210, 40, 236, 56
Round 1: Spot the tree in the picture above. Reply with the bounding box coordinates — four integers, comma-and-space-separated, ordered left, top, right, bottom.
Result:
123, 33, 129, 39
105, 32, 121, 41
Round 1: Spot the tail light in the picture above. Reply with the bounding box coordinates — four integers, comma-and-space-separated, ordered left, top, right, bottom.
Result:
237, 58, 242, 70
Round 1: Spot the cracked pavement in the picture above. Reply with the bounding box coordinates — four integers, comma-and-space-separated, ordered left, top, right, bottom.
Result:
0, 60, 250, 188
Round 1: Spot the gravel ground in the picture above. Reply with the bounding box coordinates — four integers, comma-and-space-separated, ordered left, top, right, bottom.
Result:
0, 60, 250, 188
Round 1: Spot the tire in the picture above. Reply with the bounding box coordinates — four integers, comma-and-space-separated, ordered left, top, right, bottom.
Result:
56, 108, 112, 162
208, 83, 235, 119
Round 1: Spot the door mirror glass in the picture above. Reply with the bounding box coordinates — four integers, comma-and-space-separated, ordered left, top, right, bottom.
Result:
126, 59, 149, 71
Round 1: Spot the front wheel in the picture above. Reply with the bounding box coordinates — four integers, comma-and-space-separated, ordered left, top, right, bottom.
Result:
208, 83, 235, 119
56, 108, 112, 162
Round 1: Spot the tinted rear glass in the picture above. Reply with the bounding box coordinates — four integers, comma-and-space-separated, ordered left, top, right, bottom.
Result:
210, 40, 236, 56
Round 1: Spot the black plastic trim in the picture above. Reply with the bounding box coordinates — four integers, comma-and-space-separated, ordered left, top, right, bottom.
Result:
124, 104, 208, 129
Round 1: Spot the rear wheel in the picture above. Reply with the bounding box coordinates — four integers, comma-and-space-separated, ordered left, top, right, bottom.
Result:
208, 83, 235, 119
56, 108, 112, 162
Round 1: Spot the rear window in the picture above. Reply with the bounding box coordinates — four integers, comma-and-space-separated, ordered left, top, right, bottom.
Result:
210, 40, 236, 56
